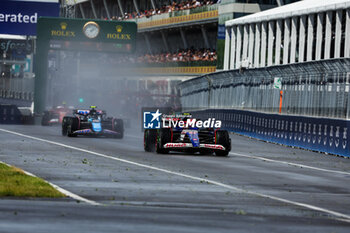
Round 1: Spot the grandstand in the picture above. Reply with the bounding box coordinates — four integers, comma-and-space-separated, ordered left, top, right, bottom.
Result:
1, 1, 301, 108
224, 0, 350, 70
62, 0, 300, 73
51, 1, 302, 107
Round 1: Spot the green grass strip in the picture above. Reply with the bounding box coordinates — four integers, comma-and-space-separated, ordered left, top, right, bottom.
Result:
0, 163, 65, 198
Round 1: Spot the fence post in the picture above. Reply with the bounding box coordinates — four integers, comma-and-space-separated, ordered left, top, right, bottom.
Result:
279, 90, 283, 113
205, 76, 212, 108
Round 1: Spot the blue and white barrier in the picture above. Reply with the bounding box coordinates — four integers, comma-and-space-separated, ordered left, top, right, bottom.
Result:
194, 109, 350, 158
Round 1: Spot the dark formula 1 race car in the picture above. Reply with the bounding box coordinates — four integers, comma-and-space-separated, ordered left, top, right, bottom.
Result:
41, 105, 73, 126
62, 106, 124, 138
144, 123, 231, 156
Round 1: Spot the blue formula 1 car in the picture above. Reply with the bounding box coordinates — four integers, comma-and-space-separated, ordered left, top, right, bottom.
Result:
62, 106, 123, 138
144, 117, 231, 156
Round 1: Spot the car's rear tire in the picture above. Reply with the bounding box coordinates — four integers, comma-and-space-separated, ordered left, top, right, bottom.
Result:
144, 129, 157, 152
156, 128, 171, 154
113, 119, 124, 139
62, 117, 68, 136
215, 130, 231, 157
67, 117, 79, 137
41, 111, 50, 126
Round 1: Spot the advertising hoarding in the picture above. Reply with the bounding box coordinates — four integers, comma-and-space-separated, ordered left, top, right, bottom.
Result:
0, 39, 33, 55
0, 0, 59, 36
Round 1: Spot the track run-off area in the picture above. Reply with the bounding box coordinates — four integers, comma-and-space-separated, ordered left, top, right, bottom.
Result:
0, 124, 349, 233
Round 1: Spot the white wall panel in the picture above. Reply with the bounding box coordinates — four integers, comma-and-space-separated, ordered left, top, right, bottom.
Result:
230, 27, 237, 70
236, 26, 242, 68
267, 21, 275, 66
242, 25, 249, 61
283, 18, 290, 64
275, 20, 282, 65
316, 13, 324, 60
298, 16, 306, 62
346, 9, 350, 57
334, 10, 342, 58
254, 23, 261, 68
307, 15, 315, 61
223, 28, 231, 70
261, 22, 267, 67
248, 24, 255, 67
324, 11, 333, 59
290, 17, 297, 63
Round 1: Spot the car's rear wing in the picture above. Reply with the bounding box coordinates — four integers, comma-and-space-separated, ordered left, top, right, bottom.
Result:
74, 109, 105, 115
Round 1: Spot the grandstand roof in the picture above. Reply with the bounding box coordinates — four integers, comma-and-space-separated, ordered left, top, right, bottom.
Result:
226, 0, 350, 26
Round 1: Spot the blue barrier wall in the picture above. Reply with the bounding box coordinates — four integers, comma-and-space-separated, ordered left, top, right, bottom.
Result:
194, 109, 350, 158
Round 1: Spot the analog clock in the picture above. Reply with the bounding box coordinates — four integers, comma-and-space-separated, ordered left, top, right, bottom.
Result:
83, 21, 100, 39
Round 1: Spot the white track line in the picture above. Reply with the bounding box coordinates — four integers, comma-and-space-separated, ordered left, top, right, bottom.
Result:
230, 152, 350, 176
0, 161, 100, 206
1, 128, 350, 223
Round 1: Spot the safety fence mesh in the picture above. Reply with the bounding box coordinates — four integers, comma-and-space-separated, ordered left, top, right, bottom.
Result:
179, 58, 350, 120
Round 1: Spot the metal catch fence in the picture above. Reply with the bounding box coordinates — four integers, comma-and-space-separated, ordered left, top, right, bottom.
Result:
179, 58, 350, 120
0, 77, 34, 102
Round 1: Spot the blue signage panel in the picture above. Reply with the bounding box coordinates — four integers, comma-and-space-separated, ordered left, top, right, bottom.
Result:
0, 0, 59, 36
217, 24, 226, 40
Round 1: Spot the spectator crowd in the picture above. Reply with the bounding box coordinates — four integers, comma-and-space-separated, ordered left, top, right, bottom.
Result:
110, 0, 219, 21
111, 48, 217, 65
137, 48, 217, 63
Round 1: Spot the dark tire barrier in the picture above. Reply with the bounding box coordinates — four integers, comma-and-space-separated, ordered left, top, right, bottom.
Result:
194, 109, 350, 158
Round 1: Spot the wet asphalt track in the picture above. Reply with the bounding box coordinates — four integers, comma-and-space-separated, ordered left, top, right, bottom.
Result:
0, 124, 349, 233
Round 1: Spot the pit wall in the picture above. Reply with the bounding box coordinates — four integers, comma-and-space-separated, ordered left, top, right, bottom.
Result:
193, 109, 349, 158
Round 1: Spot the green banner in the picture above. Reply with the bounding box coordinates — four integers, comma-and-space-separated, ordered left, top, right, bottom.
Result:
37, 17, 137, 45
